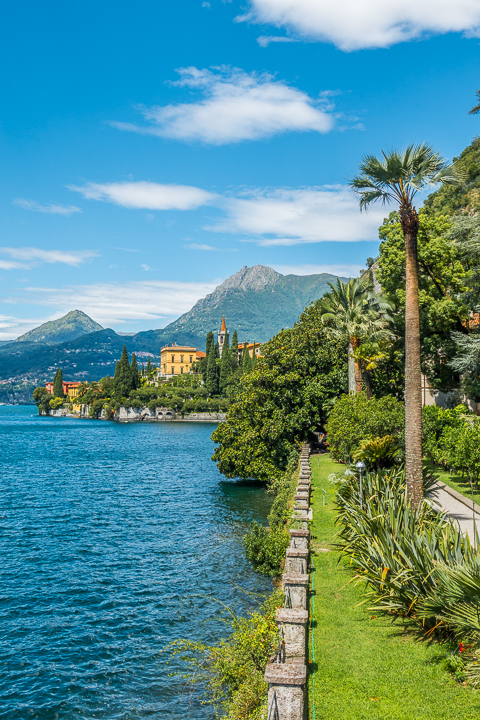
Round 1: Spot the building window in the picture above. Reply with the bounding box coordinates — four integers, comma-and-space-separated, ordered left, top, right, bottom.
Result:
171, 355, 175, 363
181, 355, 184, 363
180, 367, 184, 374
189, 355, 193, 363
171, 367, 175, 374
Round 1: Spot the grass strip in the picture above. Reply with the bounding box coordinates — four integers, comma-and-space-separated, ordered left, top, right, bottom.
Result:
308, 454, 480, 719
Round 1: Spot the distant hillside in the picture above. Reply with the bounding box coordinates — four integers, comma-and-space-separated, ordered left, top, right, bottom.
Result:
15, 310, 103, 345
0, 265, 346, 399
424, 137, 480, 216
136, 265, 346, 350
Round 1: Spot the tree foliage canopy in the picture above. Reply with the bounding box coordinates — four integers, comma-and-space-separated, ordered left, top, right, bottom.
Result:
211, 302, 348, 484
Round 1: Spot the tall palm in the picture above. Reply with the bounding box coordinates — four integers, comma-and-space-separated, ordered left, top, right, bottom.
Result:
320, 278, 392, 393
350, 144, 464, 504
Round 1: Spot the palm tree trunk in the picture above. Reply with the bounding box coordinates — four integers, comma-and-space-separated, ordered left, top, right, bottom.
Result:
362, 364, 373, 399
351, 338, 363, 393
401, 206, 423, 505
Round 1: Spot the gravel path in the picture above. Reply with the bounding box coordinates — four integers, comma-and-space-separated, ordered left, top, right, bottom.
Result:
430, 483, 480, 544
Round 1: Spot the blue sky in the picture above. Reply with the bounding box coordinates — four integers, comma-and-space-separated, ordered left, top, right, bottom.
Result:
1, 0, 480, 339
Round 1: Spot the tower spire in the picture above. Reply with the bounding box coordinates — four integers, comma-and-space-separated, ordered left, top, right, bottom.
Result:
221, 315, 226, 332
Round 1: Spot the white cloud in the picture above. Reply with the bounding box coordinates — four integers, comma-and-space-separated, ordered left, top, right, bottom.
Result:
186, 243, 238, 252
0, 314, 64, 342
14, 199, 82, 215
0, 247, 97, 269
110, 66, 334, 144
239, 0, 480, 51
69, 181, 215, 210
19, 279, 221, 327
271, 263, 363, 277
257, 35, 296, 47
212, 185, 389, 244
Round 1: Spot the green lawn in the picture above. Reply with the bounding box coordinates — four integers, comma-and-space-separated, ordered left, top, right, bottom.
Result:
307, 454, 480, 720
425, 461, 480, 507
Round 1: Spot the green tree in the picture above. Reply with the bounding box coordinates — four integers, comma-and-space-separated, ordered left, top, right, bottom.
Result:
212, 302, 348, 484
242, 346, 252, 373
146, 357, 152, 377
206, 341, 219, 395
114, 345, 134, 400
377, 210, 469, 391
230, 330, 239, 369
219, 333, 232, 395
320, 278, 392, 393
33, 386, 52, 414
53, 368, 63, 397
350, 143, 463, 504
131, 353, 140, 390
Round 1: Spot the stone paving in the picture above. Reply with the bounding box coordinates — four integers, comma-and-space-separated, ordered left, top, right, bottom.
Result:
430, 483, 480, 544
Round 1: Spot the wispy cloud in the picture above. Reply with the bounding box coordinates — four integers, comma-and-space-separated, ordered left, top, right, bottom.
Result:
271, 263, 363, 277
14, 199, 82, 215
68, 181, 215, 210
186, 243, 238, 252
0, 247, 98, 269
211, 185, 389, 245
16, 279, 221, 328
239, 0, 480, 51
256, 35, 296, 47
71, 179, 388, 245
110, 66, 335, 144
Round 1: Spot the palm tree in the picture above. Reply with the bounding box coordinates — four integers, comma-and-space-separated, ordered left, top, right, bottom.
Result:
320, 278, 392, 393
350, 144, 464, 504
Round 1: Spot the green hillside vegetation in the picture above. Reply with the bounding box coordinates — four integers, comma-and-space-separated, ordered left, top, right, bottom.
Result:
423, 137, 480, 216
15, 309, 103, 345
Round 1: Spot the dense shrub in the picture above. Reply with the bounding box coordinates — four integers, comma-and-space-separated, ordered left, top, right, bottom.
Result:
243, 449, 299, 576
353, 434, 400, 471
326, 392, 404, 463
171, 590, 283, 720
422, 404, 464, 464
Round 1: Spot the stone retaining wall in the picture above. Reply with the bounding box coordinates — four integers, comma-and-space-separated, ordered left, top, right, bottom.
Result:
264, 443, 311, 720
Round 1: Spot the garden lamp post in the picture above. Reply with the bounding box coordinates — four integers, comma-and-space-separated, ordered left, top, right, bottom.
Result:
356, 461, 366, 510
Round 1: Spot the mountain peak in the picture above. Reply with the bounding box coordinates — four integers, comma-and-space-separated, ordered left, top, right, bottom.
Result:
218, 265, 282, 293
15, 310, 103, 345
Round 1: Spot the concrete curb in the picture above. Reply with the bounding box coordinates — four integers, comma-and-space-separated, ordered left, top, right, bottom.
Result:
433, 481, 479, 514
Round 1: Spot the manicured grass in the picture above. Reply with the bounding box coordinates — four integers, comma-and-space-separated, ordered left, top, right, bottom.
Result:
307, 453, 480, 720
425, 461, 480, 507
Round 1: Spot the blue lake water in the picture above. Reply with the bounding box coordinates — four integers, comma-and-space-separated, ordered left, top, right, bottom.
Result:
0, 407, 272, 719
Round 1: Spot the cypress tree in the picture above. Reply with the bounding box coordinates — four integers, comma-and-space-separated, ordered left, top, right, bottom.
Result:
201, 331, 214, 380
131, 353, 140, 389
146, 357, 152, 376
251, 342, 257, 367
242, 345, 252, 373
205, 331, 214, 357
215, 340, 220, 359
219, 333, 232, 395
53, 368, 63, 397
230, 330, 239, 368
206, 342, 219, 395
114, 345, 133, 399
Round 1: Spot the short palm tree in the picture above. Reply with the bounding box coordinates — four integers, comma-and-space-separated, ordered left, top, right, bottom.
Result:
350, 144, 464, 504
320, 278, 392, 393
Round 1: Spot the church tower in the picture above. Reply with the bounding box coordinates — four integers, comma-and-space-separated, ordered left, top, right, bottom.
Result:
218, 316, 229, 358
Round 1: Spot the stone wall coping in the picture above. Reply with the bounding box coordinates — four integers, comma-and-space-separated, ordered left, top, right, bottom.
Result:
265, 663, 307, 685
289, 529, 309, 538
276, 608, 309, 623
286, 548, 309, 558
282, 572, 309, 586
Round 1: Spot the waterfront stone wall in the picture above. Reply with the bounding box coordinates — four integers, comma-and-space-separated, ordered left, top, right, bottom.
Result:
265, 443, 311, 720
47, 406, 226, 422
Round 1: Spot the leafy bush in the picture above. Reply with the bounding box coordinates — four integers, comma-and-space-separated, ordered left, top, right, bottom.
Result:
33, 387, 52, 414
335, 467, 471, 620
422, 404, 464, 464
326, 392, 404, 463
243, 523, 289, 576
49, 396, 64, 410
243, 449, 299, 576
171, 590, 282, 720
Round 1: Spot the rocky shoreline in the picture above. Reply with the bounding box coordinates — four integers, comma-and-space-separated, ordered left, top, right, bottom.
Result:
47, 405, 226, 422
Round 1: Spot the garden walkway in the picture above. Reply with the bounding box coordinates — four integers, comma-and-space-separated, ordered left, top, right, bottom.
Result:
430, 482, 480, 544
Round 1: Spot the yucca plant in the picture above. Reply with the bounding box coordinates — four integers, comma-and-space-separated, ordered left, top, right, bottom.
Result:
335, 468, 472, 620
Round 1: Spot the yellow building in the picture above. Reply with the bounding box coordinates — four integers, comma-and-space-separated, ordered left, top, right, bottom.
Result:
238, 342, 262, 360
160, 345, 198, 376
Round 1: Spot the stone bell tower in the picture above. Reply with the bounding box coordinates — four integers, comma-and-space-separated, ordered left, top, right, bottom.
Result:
218, 315, 229, 358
